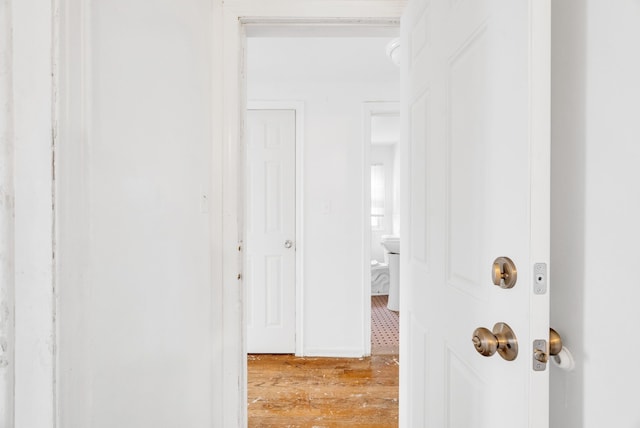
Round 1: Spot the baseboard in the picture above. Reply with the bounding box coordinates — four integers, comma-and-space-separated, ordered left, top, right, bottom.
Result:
300, 347, 366, 358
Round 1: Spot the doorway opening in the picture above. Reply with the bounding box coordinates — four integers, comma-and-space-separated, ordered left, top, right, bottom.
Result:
367, 107, 401, 356
243, 24, 401, 425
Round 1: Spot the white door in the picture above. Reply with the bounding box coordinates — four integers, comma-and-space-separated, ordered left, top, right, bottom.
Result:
246, 109, 296, 353
400, 1, 550, 427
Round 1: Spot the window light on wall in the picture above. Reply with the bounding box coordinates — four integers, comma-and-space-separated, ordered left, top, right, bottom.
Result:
371, 164, 385, 230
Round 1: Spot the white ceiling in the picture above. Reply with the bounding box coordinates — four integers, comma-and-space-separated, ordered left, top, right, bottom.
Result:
247, 37, 400, 84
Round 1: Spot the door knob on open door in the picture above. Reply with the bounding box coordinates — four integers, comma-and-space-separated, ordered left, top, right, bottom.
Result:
549, 328, 563, 356
284, 240, 293, 249
472, 322, 518, 361
492, 256, 518, 288
533, 328, 564, 364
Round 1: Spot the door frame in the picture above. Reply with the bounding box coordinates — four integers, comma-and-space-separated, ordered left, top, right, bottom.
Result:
246, 101, 305, 356
219, 2, 404, 425
362, 101, 401, 356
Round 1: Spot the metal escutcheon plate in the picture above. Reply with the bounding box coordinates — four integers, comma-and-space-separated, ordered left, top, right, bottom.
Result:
492, 256, 518, 289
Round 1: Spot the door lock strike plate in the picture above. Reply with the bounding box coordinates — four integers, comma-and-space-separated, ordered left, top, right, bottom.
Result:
533, 263, 547, 295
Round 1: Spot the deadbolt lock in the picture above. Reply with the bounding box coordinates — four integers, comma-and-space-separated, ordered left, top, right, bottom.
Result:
492, 256, 518, 289
472, 322, 518, 361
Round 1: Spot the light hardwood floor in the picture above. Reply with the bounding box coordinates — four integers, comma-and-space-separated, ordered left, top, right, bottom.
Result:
248, 354, 399, 427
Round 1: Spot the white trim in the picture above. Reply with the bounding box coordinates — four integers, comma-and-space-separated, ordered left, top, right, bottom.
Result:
303, 347, 367, 358
244, 22, 399, 37
220, 11, 245, 427
0, 0, 16, 425
362, 105, 372, 357
362, 101, 400, 357
221, 3, 404, 425
11, 0, 56, 426
54, 0, 94, 426
528, 0, 551, 426
247, 100, 305, 356
210, 2, 225, 426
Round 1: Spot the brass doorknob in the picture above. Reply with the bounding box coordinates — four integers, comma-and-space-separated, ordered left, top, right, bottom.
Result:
492, 256, 517, 288
549, 328, 563, 356
533, 328, 564, 364
472, 322, 518, 361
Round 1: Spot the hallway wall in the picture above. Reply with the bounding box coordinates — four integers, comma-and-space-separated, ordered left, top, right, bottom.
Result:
248, 82, 399, 355
551, 1, 640, 426
55, 1, 215, 426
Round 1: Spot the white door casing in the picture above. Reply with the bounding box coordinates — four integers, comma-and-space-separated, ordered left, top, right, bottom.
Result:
221, 2, 404, 426
245, 109, 296, 354
399, 1, 550, 427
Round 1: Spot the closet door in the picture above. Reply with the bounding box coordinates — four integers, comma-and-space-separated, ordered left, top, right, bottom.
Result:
246, 109, 296, 354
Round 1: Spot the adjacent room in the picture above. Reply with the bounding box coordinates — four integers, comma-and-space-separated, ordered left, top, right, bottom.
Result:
243, 31, 401, 426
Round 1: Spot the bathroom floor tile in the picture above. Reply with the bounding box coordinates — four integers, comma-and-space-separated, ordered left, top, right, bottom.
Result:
371, 295, 399, 355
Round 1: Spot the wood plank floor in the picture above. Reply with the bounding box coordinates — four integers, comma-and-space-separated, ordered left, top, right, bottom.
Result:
248, 354, 399, 427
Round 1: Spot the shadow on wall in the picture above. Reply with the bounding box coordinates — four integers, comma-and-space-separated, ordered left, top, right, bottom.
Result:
550, 1, 586, 427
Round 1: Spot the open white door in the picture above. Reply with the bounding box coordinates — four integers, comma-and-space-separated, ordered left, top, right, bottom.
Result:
246, 109, 297, 353
399, 1, 550, 427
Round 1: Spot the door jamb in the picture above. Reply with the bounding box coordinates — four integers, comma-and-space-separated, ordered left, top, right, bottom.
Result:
219, 4, 404, 425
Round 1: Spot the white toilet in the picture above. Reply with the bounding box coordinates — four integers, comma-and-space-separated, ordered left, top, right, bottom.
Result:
370, 260, 390, 295
380, 235, 400, 311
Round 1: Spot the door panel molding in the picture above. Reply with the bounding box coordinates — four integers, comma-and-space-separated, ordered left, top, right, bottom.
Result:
409, 90, 429, 266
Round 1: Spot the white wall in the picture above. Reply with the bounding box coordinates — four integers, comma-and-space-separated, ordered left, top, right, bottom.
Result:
56, 1, 215, 426
371, 145, 396, 262
248, 37, 399, 355
249, 82, 398, 355
0, 0, 15, 424
551, 1, 640, 427
371, 112, 401, 251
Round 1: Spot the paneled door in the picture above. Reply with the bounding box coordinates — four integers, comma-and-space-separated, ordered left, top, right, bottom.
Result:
246, 109, 296, 354
400, 1, 550, 427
